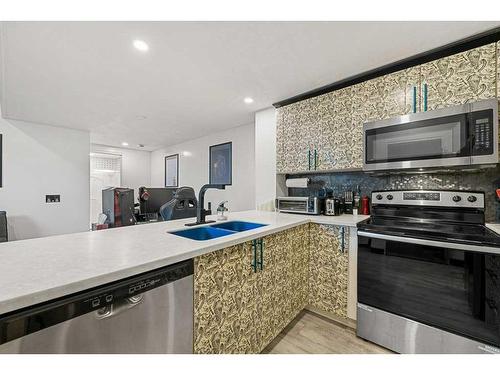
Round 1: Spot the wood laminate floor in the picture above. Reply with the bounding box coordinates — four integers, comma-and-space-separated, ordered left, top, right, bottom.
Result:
263, 310, 393, 354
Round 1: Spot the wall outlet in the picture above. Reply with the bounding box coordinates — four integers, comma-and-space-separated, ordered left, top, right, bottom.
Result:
46, 195, 61, 203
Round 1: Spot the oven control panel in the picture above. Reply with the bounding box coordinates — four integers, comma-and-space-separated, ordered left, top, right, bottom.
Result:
372, 190, 484, 209
403, 192, 440, 201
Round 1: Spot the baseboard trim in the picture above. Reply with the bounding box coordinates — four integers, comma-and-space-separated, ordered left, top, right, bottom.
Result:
304, 306, 357, 330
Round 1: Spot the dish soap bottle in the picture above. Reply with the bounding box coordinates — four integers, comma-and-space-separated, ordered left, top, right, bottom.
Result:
217, 201, 229, 221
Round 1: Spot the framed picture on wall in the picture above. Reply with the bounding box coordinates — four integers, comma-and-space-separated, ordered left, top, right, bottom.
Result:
209, 142, 232, 185
165, 154, 179, 187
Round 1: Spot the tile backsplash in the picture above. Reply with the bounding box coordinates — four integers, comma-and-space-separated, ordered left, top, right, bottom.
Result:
288, 166, 500, 222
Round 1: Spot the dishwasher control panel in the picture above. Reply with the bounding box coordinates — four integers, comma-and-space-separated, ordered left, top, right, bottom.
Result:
82, 261, 193, 312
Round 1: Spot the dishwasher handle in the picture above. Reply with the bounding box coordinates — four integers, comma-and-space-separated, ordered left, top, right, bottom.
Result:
95, 294, 144, 320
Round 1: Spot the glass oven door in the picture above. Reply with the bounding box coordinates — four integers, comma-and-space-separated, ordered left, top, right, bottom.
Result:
358, 232, 500, 347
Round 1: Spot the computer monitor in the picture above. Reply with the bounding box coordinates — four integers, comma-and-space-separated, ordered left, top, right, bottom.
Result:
139, 187, 176, 215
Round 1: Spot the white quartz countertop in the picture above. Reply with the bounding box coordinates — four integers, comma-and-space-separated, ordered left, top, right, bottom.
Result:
0, 210, 368, 315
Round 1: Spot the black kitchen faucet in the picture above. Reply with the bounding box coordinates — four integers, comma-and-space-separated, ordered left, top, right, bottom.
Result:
185, 184, 226, 226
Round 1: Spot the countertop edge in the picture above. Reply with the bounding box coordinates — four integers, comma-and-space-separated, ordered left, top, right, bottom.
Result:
0, 212, 366, 315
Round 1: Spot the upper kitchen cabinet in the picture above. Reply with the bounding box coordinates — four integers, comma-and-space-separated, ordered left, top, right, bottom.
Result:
276, 98, 322, 174
351, 66, 421, 124
420, 43, 497, 111
276, 43, 498, 175
349, 67, 420, 168
317, 87, 358, 171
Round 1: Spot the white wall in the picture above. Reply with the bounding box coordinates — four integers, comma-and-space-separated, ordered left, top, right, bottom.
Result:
0, 111, 90, 240
91, 144, 151, 203
151, 123, 255, 213
255, 107, 277, 211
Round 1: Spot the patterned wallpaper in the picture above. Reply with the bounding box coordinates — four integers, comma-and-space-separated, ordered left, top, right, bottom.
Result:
289, 166, 500, 222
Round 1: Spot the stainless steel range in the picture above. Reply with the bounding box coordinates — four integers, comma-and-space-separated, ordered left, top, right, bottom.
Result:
356, 190, 500, 354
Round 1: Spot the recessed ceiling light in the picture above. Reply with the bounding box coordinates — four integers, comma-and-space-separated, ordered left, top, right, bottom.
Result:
244, 97, 254, 104
133, 40, 149, 52
121, 142, 129, 147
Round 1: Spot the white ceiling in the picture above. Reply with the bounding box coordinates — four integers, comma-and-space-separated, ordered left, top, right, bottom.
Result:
1, 21, 499, 150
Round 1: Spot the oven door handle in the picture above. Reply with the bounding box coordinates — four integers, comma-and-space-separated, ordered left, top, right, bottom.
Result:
357, 231, 500, 255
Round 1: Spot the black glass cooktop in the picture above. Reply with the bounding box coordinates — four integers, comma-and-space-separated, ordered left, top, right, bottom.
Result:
357, 217, 500, 248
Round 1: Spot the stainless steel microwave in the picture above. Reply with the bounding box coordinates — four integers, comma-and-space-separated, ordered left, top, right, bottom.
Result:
363, 99, 499, 172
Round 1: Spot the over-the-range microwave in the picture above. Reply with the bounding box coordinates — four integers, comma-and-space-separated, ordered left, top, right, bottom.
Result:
362, 98, 499, 172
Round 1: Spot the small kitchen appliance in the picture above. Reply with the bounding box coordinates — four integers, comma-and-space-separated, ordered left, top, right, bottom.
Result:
276, 196, 320, 215
343, 191, 353, 214
357, 189, 500, 354
324, 197, 341, 216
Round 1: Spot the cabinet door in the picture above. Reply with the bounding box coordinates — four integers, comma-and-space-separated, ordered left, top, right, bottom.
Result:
318, 87, 359, 170
276, 108, 286, 174
257, 230, 280, 349
309, 223, 349, 319
352, 66, 420, 123
257, 225, 309, 351
420, 43, 497, 111
194, 242, 260, 354
288, 224, 310, 316
350, 68, 420, 169
276, 99, 322, 173
497, 42, 500, 99
276, 102, 308, 173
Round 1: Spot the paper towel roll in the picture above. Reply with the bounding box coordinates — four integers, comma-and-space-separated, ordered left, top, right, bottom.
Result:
286, 178, 310, 188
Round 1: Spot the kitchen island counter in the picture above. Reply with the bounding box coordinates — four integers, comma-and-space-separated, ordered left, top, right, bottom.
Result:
0, 210, 367, 315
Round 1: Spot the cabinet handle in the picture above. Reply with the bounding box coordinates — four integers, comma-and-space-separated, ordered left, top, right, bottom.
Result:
308, 149, 311, 170
340, 227, 345, 253
251, 240, 258, 273
314, 149, 318, 170
412, 86, 417, 113
259, 239, 264, 271
423, 83, 428, 112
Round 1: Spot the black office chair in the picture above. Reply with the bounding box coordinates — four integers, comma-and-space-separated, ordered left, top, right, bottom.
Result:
0, 211, 8, 243
159, 187, 198, 221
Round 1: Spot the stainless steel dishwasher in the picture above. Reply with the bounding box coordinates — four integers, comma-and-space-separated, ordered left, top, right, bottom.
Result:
0, 259, 193, 354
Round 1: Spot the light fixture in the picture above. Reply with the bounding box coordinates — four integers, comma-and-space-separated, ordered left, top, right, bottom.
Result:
243, 97, 254, 104
121, 142, 129, 147
182, 151, 192, 157
133, 39, 149, 52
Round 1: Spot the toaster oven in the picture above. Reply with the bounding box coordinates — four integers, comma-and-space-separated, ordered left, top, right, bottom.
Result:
276, 196, 320, 215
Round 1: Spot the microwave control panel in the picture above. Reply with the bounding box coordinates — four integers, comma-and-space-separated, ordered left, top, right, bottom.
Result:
470, 109, 494, 155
